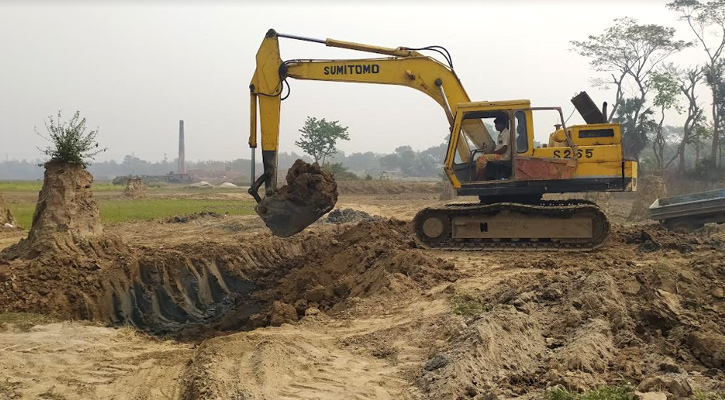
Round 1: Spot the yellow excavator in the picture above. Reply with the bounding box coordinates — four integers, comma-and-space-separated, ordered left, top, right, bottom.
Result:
249, 29, 637, 250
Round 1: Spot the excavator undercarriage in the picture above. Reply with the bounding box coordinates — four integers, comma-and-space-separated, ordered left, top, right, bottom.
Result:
413, 200, 610, 251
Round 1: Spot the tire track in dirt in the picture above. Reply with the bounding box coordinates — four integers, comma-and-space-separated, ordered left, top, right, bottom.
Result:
182, 322, 415, 400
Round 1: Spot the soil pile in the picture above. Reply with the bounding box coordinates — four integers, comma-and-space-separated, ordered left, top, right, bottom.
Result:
613, 222, 725, 253
323, 208, 383, 224
256, 160, 338, 237
243, 220, 458, 328
419, 224, 725, 399
5, 162, 103, 258
122, 177, 147, 198
0, 193, 15, 227
629, 175, 668, 221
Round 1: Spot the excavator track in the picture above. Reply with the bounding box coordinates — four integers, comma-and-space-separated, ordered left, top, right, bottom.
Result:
413, 200, 610, 251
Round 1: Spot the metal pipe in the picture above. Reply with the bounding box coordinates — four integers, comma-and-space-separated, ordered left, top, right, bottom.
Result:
249, 92, 257, 148
276, 33, 326, 44
251, 148, 256, 187
434, 78, 454, 125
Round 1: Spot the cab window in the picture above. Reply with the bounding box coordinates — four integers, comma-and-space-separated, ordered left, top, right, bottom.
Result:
515, 111, 529, 153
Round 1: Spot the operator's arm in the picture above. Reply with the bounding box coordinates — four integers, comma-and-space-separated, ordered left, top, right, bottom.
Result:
493, 144, 509, 155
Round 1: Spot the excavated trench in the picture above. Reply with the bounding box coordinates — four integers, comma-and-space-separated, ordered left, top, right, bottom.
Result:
100, 238, 320, 336
0, 220, 457, 337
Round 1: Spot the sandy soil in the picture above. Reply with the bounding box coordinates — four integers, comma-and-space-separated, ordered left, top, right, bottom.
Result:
0, 322, 193, 399
1, 186, 724, 399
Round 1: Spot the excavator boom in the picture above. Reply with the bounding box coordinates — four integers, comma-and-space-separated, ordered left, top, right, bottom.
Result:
249, 29, 494, 196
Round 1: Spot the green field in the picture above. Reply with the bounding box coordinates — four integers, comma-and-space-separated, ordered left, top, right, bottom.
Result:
0, 181, 120, 192
0, 181, 256, 229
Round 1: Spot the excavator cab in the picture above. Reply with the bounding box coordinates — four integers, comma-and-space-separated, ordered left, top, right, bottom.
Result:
443, 98, 636, 204
451, 108, 529, 183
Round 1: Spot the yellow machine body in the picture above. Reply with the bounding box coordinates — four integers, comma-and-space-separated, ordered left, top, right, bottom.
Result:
248, 29, 637, 250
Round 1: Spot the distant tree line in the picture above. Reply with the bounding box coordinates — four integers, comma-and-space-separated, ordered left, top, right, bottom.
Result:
0, 140, 451, 181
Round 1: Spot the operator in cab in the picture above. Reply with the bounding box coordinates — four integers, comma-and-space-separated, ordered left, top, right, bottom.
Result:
476, 115, 512, 180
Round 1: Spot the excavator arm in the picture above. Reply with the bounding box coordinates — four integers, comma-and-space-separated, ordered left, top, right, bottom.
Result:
249, 29, 494, 197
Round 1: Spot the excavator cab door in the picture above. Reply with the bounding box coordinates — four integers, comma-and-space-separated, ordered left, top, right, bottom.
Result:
448, 109, 518, 184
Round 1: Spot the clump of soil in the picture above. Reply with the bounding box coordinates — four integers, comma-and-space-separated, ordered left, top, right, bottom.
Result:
166, 211, 221, 223
629, 175, 667, 221
123, 177, 146, 199
5, 162, 103, 258
256, 160, 338, 237
0, 193, 15, 227
323, 208, 382, 224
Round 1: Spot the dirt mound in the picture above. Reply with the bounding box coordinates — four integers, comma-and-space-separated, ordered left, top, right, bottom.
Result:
629, 175, 667, 221
123, 177, 146, 198
245, 220, 457, 324
323, 207, 383, 224
6, 162, 103, 258
0, 233, 133, 318
612, 222, 725, 253
256, 160, 338, 237
420, 237, 725, 398
0, 193, 15, 227
0, 219, 456, 336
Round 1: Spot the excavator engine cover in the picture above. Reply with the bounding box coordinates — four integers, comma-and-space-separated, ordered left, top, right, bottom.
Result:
255, 160, 338, 237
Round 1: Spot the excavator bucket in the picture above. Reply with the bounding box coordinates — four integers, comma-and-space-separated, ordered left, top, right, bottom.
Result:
255, 160, 338, 237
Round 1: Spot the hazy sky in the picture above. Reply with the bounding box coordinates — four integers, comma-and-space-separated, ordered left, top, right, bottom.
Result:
0, 0, 711, 163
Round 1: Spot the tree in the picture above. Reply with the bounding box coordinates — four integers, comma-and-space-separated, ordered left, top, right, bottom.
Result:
294, 117, 350, 165
666, 67, 705, 173
704, 59, 725, 165
572, 18, 690, 118
324, 162, 359, 180
669, 0, 725, 166
37, 111, 106, 168
650, 68, 682, 171
613, 97, 657, 159
571, 18, 690, 159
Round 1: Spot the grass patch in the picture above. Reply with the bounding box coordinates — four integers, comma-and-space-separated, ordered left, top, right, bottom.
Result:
0, 180, 119, 192
0, 312, 58, 332
547, 386, 630, 400
451, 292, 489, 317
3, 197, 256, 228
